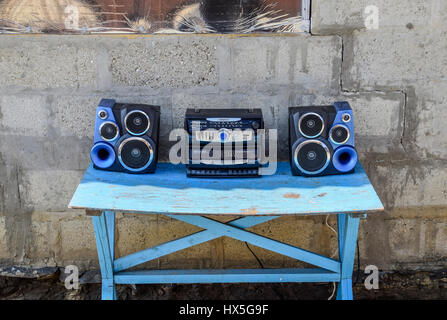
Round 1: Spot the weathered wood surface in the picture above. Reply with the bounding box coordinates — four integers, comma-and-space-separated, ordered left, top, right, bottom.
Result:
69, 162, 384, 216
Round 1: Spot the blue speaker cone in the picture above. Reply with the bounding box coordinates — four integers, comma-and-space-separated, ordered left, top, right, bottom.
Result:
333, 146, 358, 173
91, 142, 115, 169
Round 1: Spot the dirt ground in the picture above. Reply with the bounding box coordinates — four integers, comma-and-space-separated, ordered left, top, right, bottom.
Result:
1, 270, 447, 300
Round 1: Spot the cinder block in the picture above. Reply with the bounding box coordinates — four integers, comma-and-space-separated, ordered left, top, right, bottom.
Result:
115, 215, 159, 259
372, 161, 447, 209
311, 0, 446, 34
300, 36, 342, 92
0, 40, 96, 89
342, 91, 404, 154
60, 217, 96, 261
434, 221, 447, 256
0, 134, 91, 171
28, 220, 51, 260
0, 216, 7, 259
0, 163, 20, 213
343, 28, 447, 91
51, 96, 102, 138
225, 216, 318, 268
156, 215, 212, 268
412, 82, 447, 159
386, 217, 447, 268
230, 36, 341, 93
0, 95, 49, 137
345, 92, 403, 137
19, 169, 84, 212
357, 215, 388, 268
110, 38, 217, 88
388, 218, 421, 261
230, 37, 279, 88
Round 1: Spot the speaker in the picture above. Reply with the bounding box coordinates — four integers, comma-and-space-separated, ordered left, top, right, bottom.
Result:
288, 102, 358, 177
90, 99, 160, 174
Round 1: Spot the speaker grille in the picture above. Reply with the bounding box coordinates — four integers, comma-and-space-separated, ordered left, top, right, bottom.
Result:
299, 113, 324, 138
330, 125, 349, 144
125, 110, 150, 136
294, 140, 330, 175
118, 137, 153, 172
100, 122, 119, 141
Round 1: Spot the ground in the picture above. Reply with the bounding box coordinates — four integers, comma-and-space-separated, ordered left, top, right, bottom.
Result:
1, 270, 446, 300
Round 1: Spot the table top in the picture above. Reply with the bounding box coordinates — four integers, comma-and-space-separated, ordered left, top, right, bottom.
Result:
69, 162, 384, 216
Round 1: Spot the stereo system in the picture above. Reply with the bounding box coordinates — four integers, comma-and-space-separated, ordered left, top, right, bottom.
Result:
185, 108, 264, 177
288, 101, 358, 177
89, 99, 358, 178
90, 99, 160, 174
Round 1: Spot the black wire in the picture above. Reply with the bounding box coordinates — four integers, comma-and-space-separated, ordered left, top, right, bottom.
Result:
354, 242, 361, 285
245, 242, 264, 268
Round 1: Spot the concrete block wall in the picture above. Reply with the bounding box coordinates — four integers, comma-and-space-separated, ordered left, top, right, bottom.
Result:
0, 0, 446, 272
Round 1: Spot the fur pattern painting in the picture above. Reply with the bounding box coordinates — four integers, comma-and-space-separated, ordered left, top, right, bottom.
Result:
0, 0, 303, 34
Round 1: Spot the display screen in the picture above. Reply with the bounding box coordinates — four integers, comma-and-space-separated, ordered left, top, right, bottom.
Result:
0, 0, 303, 34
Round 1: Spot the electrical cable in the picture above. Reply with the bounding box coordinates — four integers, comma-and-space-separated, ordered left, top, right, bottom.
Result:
325, 215, 338, 300
325, 216, 362, 298
354, 242, 361, 285
245, 242, 264, 269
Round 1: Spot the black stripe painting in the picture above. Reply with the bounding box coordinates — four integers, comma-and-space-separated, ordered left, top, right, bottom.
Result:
0, 0, 303, 34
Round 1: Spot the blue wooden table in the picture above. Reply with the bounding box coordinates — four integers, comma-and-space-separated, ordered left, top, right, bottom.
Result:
69, 161, 384, 300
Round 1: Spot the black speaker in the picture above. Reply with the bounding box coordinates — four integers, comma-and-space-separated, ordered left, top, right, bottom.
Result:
184, 108, 264, 177
90, 99, 160, 174
289, 102, 358, 177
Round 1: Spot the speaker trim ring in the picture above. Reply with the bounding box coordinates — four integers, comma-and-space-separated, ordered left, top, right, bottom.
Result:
294, 140, 331, 175
342, 113, 351, 123
329, 124, 350, 145
124, 110, 150, 136
118, 137, 154, 172
98, 110, 108, 120
99, 121, 119, 142
298, 112, 325, 139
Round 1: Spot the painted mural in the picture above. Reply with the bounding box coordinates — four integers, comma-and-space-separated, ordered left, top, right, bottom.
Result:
0, 0, 303, 34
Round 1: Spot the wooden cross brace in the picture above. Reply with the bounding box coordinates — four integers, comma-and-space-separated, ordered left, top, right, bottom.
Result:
91, 211, 361, 300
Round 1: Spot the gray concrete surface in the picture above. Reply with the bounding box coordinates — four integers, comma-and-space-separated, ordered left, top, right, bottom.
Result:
0, 0, 446, 273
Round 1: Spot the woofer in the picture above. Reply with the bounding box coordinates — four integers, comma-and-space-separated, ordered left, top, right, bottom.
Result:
298, 113, 324, 138
294, 140, 331, 175
124, 110, 150, 136
118, 137, 153, 172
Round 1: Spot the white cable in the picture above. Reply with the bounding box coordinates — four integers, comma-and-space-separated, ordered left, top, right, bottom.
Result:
325, 215, 339, 258
325, 215, 338, 300
328, 282, 336, 301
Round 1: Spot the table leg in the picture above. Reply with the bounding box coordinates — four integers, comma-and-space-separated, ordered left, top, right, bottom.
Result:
92, 211, 116, 300
336, 213, 360, 300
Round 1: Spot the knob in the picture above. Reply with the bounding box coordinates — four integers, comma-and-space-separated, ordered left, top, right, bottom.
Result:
251, 121, 260, 130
